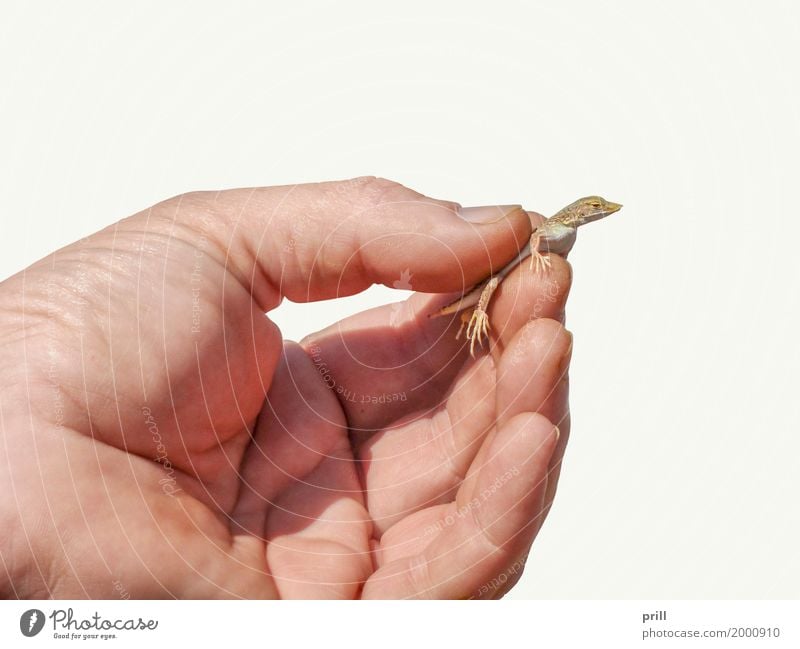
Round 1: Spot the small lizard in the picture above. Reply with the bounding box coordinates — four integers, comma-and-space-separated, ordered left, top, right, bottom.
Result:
431, 196, 623, 356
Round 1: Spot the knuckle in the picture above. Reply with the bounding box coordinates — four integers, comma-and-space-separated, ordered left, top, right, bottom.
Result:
358, 177, 458, 214
360, 176, 410, 205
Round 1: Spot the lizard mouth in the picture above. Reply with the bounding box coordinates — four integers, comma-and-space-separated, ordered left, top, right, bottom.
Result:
604, 201, 623, 214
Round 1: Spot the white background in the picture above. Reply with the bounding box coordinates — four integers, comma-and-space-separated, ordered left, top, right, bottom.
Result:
1, 1, 798, 598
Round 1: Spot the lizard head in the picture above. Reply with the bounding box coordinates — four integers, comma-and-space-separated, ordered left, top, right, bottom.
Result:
558, 196, 622, 226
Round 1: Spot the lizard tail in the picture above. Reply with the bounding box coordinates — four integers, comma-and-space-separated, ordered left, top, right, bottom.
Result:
429, 296, 466, 318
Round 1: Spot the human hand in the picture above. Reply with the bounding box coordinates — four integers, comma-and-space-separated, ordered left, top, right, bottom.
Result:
0, 177, 572, 598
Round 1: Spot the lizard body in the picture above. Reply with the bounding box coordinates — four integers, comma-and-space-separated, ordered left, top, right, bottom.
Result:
432, 196, 622, 355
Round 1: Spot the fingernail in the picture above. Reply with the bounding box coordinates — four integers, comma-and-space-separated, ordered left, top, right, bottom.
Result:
553, 425, 560, 442
458, 204, 522, 224
558, 330, 573, 377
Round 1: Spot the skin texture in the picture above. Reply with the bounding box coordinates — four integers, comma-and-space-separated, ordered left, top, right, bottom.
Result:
0, 177, 573, 599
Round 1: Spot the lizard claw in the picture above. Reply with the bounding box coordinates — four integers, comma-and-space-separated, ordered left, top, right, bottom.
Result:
531, 250, 552, 275
529, 231, 546, 273
528, 229, 552, 276
465, 308, 490, 357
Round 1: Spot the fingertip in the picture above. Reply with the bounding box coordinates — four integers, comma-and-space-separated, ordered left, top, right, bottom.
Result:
525, 210, 547, 229
468, 411, 558, 555
495, 318, 572, 429
496, 411, 560, 465
483, 251, 573, 355
502, 317, 572, 370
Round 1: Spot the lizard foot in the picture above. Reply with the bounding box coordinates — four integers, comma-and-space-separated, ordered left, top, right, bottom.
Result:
528, 230, 552, 275
531, 250, 552, 275
465, 307, 490, 357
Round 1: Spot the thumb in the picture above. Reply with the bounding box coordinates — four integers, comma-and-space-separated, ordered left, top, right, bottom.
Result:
145, 177, 532, 309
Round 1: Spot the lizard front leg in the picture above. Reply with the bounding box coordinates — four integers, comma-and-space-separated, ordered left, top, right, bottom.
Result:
529, 228, 552, 275
464, 276, 500, 356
